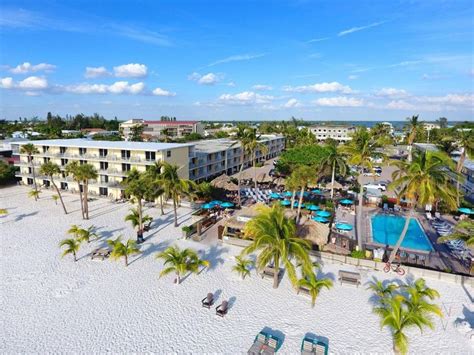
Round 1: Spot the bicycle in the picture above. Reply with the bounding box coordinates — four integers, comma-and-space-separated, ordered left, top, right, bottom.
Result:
383, 262, 406, 276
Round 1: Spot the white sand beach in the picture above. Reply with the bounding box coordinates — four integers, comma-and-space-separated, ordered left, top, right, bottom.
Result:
1, 185, 473, 354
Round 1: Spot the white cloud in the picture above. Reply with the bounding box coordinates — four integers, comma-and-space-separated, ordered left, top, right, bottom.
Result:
283, 81, 353, 94
307, 37, 330, 43
113, 63, 148, 78
207, 53, 264, 67
152, 87, 176, 97
0, 77, 14, 89
308, 53, 322, 59
65, 81, 145, 95
415, 94, 474, 106
348, 75, 358, 80
85, 66, 110, 78
283, 98, 301, 108
375, 87, 409, 98
338, 21, 386, 37
226, 81, 236, 87
386, 100, 415, 110
18, 76, 48, 89
9, 62, 56, 74
188, 72, 220, 85
218, 91, 274, 105
252, 84, 273, 91
313, 96, 364, 107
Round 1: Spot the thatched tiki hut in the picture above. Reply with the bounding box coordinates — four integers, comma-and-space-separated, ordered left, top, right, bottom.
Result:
296, 219, 330, 250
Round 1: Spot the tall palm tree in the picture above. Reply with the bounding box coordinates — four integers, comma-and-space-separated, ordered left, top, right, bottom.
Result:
107, 237, 140, 267
246, 128, 269, 191
39, 161, 68, 214
159, 162, 195, 227
65, 161, 85, 219
242, 204, 312, 288
438, 219, 474, 247
404, 115, 423, 162
20, 143, 39, 197
78, 163, 98, 220
233, 125, 254, 206
292, 165, 319, 223
285, 172, 299, 211
297, 272, 333, 308
321, 140, 347, 199
341, 128, 384, 250
156, 245, 210, 284
388, 151, 458, 264
125, 208, 152, 232
232, 255, 254, 280
145, 162, 166, 215
59, 238, 81, 262
454, 130, 474, 205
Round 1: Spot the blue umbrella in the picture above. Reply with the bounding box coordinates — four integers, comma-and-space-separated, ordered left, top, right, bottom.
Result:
340, 199, 353, 205
269, 192, 281, 199
202, 203, 214, 209
313, 216, 329, 223
220, 202, 234, 208
316, 210, 331, 217
293, 202, 305, 208
458, 207, 473, 214
296, 191, 310, 197
284, 191, 293, 197
209, 200, 223, 206
312, 189, 322, 194
280, 200, 291, 206
307, 205, 320, 211
335, 223, 353, 231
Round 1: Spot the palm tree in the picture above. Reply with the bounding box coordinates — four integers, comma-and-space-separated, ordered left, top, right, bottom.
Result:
28, 189, 41, 200
438, 219, 474, 247
388, 151, 458, 264
341, 127, 384, 250
78, 163, 98, 220
159, 162, 195, 227
59, 238, 81, 262
77, 226, 97, 244
454, 130, 474, 205
39, 161, 68, 214
20, 143, 39, 196
156, 245, 210, 284
52, 195, 59, 205
242, 204, 312, 288
297, 272, 333, 307
65, 161, 85, 219
285, 172, 299, 211
125, 208, 152, 232
67, 224, 82, 239
232, 255, 254, 280
247, 129, 269, 191
0, 208, 7, 215
107, 237, 141, 267
292, 165, 319, 223
321, 140, 347, 199
145, 162, 166, 215
404, 115, 423, 162
233, 125, 254, 206
367, 279, 398, 299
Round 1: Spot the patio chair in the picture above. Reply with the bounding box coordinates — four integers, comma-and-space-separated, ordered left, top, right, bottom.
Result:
201, 292, 214, 309
248, 333, 267, 355
216, 300, 228, 317
408, 254, 417, 264
426, 212, 434, 220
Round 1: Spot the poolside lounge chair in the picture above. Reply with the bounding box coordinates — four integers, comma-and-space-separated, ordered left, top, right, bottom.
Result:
216, 300, 228, 317
248, 333, 267, 355
301, 336, 329, 355
201, 293, 214, 309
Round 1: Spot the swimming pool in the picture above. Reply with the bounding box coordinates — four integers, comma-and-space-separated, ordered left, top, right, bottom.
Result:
371, 214, 433, 252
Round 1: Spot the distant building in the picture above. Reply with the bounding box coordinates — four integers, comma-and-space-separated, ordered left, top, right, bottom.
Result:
309, 124, 356, 143
120, 119, 204, 140
424, 123, 441, 131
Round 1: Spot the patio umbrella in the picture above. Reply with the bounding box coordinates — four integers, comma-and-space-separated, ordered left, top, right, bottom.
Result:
458, 207, 473, 214
293, 202, 305, 208
296, 191, 310, 197
220, 202, 234, 208
202, 203, 214, 209
313, 216, 329, 223
335, 222, 353, 231
340, 199, 353, 205
307, 205, 320, 211
209, 200, 223, 206
311, 189, 322, 194
280, 200, 291, 206
284, 191, 293, 197
269, 192, 281, 199
316, 210, 331, 217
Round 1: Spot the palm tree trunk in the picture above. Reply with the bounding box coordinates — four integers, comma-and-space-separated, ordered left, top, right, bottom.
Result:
291, 190, 296, 210
237, 154, 245, 206
77, 181, 85, 219
125, 254, 128, 267
51, 178, 68, 214
356, 176, 364, 250
273, 257, 280, 289
138, 198, 143, 231
83, 181, 89, 219
29, 155, 39, 197
73, 251, 77, 262
173, 196, 178, 227
388, 207, 414, 264
330, 161, 336, 199
253, 151, 258, 191
456, 152, 465, 206
159, 195, 164, 215
297, 186, 305, 223
176, 272, 181, 284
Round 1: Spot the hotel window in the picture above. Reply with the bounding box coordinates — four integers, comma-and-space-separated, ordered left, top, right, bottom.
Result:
122, 163, 131, 172
80, 160, 87, 165
43, 157, 50, 164
167, 150, 171, 158
61, 158, 68, 166
100, 175, 109, 183
100, 161, 108, 170
42, 146, 49, 153
79, 147, 87, 155
60, 146, 67, 154
99, 149, 108, 157
145, 151, 156, 161
121, 150, 131, 160
99, 187, 108, 196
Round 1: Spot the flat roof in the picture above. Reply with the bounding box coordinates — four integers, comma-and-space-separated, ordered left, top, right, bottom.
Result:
13, 139, 193, 151
143, 121, 199, 125
192, 135, 284, 153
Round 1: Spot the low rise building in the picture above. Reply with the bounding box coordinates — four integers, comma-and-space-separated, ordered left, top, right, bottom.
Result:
120, 119, 204, 140
309, 124, 356, 143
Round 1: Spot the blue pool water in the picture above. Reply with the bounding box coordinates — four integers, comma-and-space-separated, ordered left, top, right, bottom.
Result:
371, 214, 433, 251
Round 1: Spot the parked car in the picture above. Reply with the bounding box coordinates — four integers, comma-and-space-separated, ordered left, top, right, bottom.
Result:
364, 182, 387, 191
363, 170, 381, 177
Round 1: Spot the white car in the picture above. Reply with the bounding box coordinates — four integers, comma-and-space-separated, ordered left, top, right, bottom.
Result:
364, 183, 387, 191
363, 171, 381, 177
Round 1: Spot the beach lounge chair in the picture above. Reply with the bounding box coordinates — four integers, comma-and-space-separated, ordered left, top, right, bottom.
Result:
201, 293, 214, 309
91, 248, 111, 260
248, 333, 267, 355
216, 300, 228, 317
300, 336, 329, 355
260, 266, 283, 281
426, 212, 434, 220
338, 270, 361, 287
262, 337, 278, 355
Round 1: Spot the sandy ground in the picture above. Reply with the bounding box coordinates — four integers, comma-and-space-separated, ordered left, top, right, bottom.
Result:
1, 185, 473, 354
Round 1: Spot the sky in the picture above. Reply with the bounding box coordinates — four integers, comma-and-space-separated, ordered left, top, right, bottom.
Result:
0, 0, 473, 122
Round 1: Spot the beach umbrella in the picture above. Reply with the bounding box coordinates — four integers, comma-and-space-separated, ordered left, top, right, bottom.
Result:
293, 202, 305, 208
340, 199, 353, 205
209, 200, 223, 206
313, 216, 329, 223
220, 202, 234, 208
202, 203, 214, 209
307, 205, 320, 211
280, 200, 291, 206
269, 192, 281, 199
316, 210, 331, 217
335, 223, 353, 231
284, 191, 293, 197
458, 207, 473, 214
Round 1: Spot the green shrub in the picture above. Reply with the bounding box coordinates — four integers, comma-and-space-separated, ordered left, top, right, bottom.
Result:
350, 250, 365, 259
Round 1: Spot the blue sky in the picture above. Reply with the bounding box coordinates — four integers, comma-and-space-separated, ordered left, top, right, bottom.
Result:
0, 0, 473, 121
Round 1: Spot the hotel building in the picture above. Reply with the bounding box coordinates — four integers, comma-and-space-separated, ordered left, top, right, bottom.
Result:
15, 135, 285, 198
120, 119, 204, 139
309, 124, 356, 143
